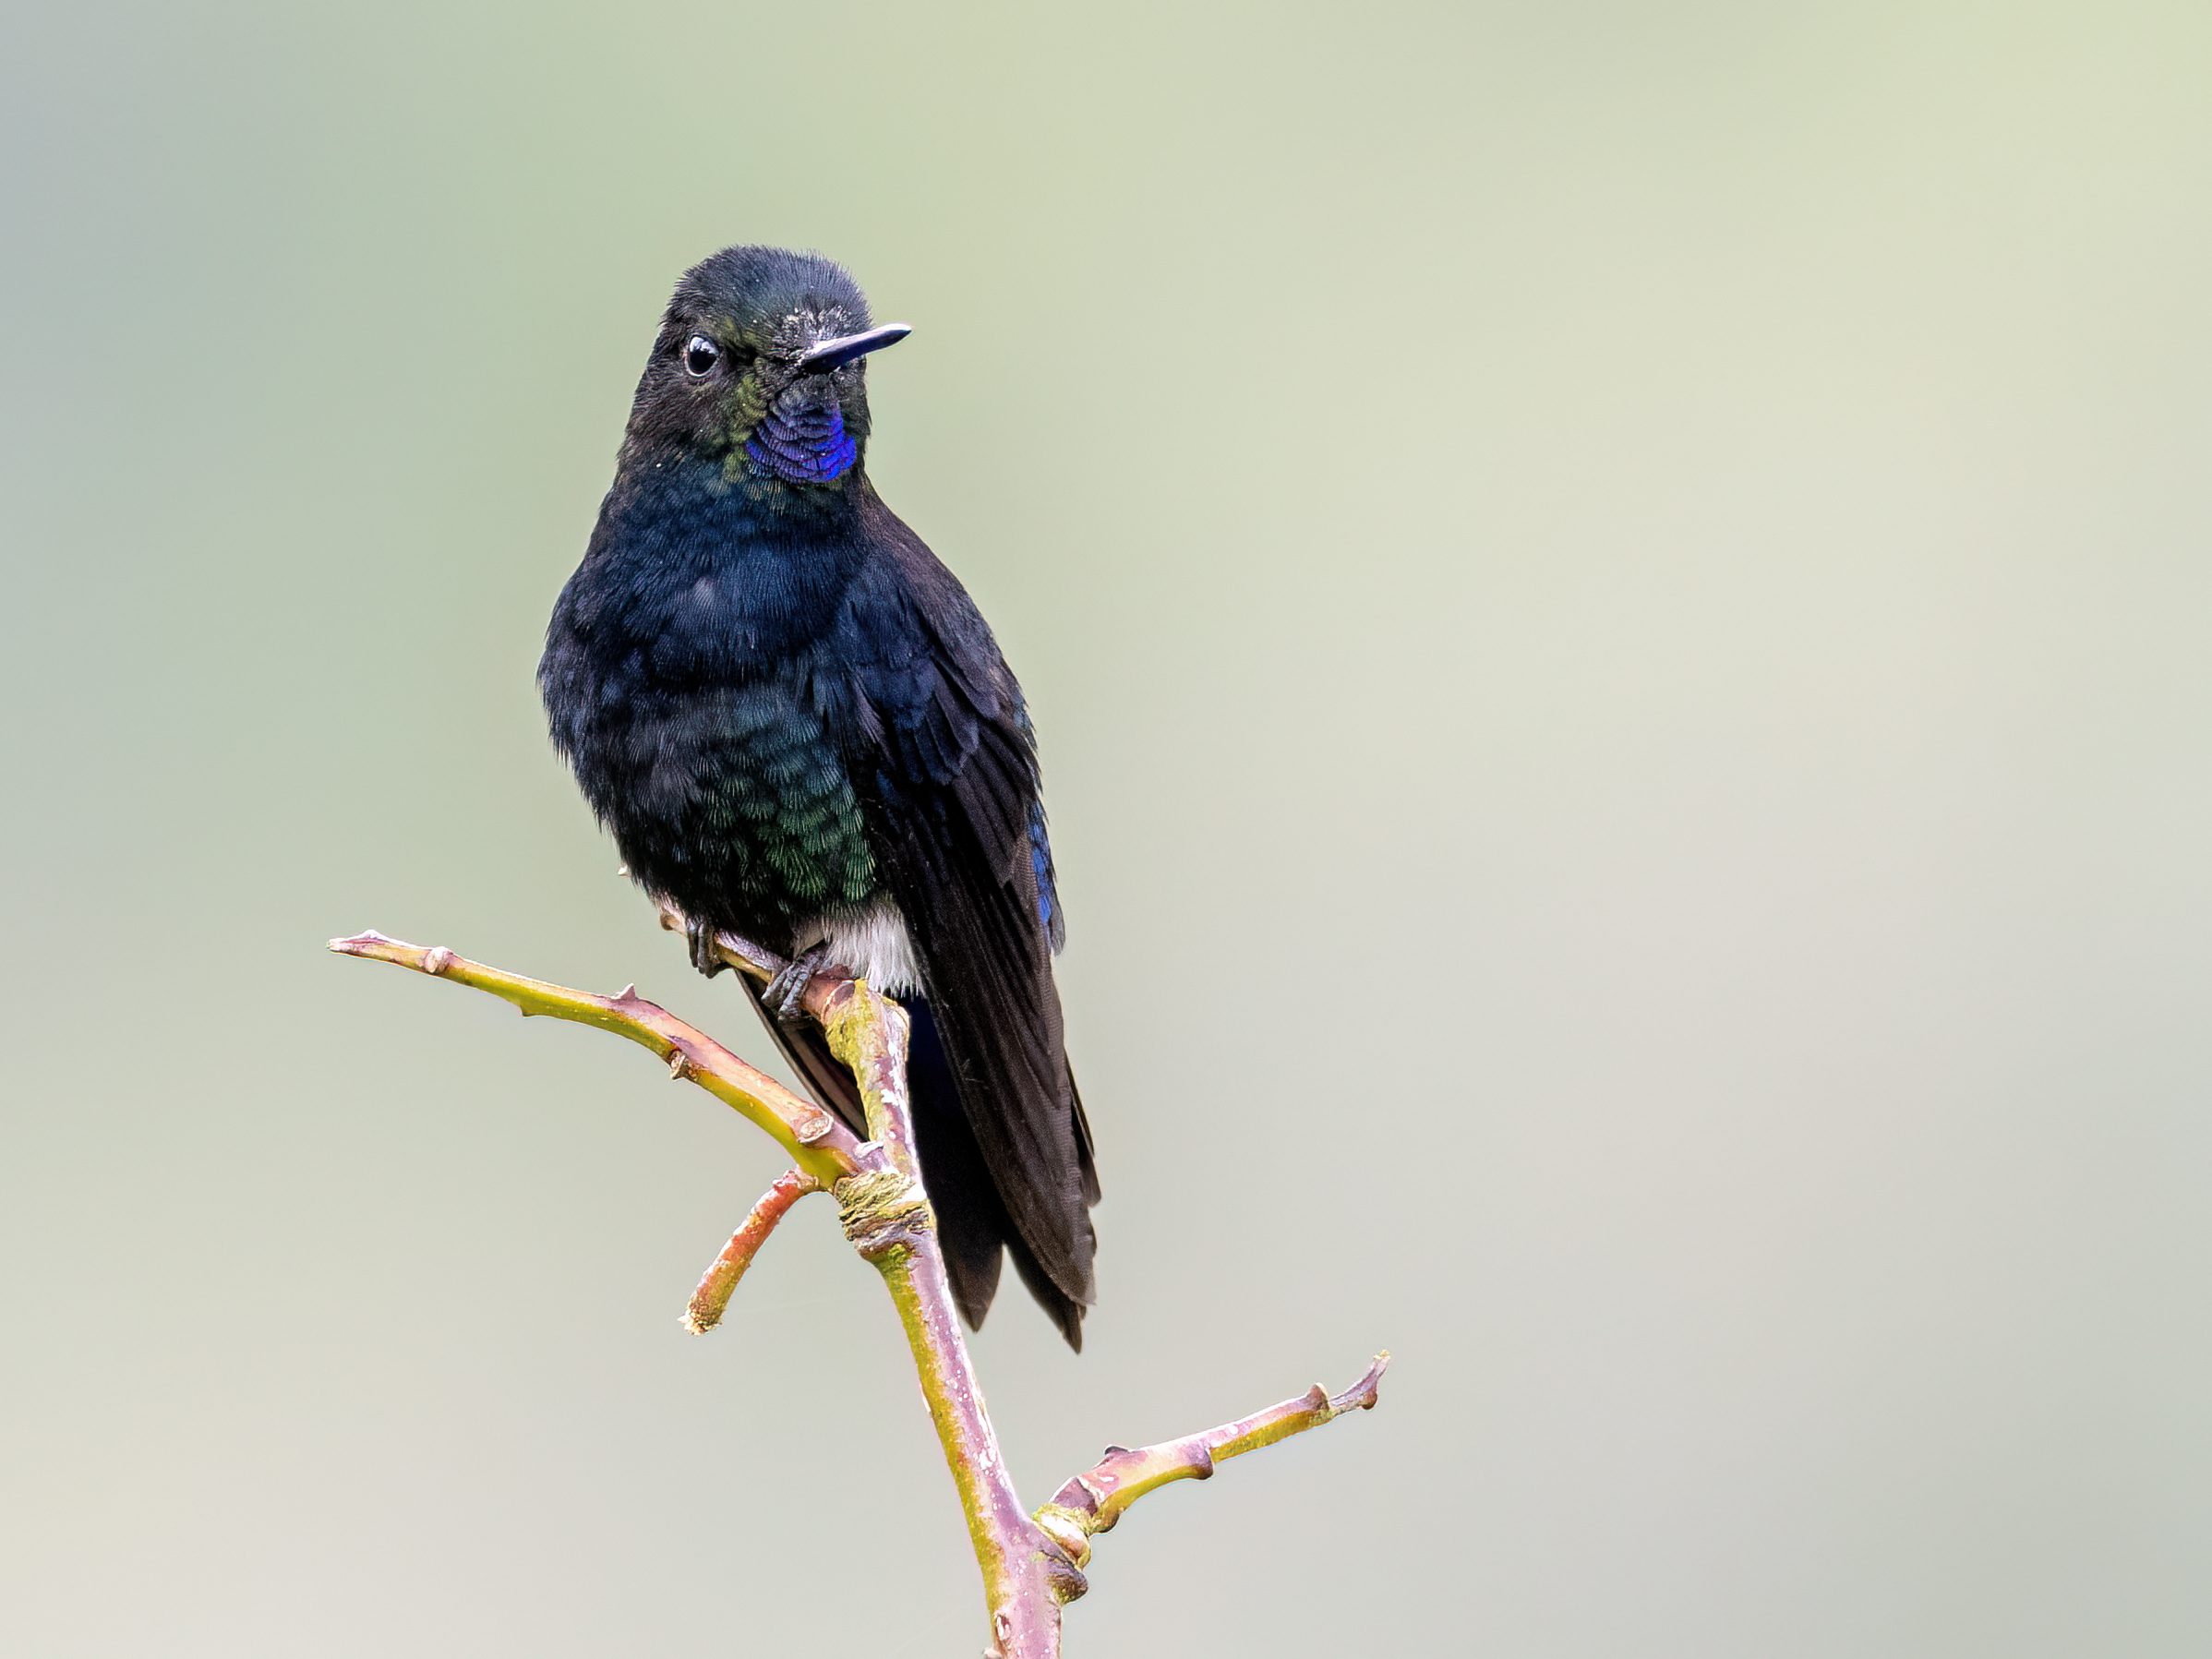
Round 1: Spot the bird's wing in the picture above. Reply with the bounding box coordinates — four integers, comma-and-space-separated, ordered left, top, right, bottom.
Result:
833, 495, 1098, 1312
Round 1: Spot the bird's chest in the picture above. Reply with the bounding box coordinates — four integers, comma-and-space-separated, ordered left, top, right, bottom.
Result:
547, 530, 881, 935
571, 659, 880, 935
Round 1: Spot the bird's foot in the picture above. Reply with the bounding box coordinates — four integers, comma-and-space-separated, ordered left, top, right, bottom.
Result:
766, 944, 834, 1024
686, 917, 728, 980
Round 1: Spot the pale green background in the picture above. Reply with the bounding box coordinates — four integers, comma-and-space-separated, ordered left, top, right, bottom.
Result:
4, 2, 2209, 1654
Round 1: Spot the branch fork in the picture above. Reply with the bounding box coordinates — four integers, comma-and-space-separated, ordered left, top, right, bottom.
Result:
331, 920, 1387, 1657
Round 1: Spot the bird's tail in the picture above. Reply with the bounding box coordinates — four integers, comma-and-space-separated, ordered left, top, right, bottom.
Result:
907, 997, 1088, 1349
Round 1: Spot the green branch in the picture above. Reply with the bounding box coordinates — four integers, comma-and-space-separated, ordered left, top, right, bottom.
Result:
328, 931, 860, 1185
1033, 1353, 1392, 1578
331, 922, 1386, 1658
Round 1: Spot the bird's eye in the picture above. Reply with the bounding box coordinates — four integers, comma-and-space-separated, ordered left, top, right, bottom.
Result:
682, 335, 720, 377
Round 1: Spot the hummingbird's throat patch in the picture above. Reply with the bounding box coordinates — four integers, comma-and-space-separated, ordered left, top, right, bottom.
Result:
746, 388, 857, 485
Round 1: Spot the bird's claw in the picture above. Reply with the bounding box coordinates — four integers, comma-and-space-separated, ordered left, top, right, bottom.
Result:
766, 944, 834, 1024
687, 918, 727, 980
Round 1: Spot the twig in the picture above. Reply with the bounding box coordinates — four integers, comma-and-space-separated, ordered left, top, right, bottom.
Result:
327, 931, 862, 1184
331, 926, 1387, 1658
1032, 1353, 1393, 1579
819, 980, 1082, 1653
684, 1168, 824, 1334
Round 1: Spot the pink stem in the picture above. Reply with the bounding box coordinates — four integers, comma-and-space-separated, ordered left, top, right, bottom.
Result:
822, 980, 1076, 1656
683, 1168, 823, 1334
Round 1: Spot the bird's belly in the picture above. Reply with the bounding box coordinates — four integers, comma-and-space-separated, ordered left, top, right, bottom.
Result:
799, 898, 920, 996
580, 679, 881, 944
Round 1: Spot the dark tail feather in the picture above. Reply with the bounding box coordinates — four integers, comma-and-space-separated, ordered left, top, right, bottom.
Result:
908, 1000, 1086, 1349
906, 999, 1006, 1328
738, 985, 1085, 1349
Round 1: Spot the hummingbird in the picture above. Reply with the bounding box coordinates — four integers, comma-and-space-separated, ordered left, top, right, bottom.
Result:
539, 246, 1098, 1345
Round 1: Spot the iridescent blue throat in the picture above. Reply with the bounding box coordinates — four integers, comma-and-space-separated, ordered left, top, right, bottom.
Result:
747, 388, 859, 485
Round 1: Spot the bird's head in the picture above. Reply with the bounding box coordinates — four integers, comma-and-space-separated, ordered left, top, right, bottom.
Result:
619, 246, 908, 490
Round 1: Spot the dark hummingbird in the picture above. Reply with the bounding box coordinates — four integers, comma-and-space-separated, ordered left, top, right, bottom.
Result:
539, 246, 1098, 1345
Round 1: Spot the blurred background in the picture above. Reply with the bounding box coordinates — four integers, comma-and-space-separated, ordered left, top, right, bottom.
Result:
4, 2, 2209, 1654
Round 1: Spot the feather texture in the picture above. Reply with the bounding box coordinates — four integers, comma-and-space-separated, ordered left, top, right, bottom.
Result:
540, 246, 1098, 1345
